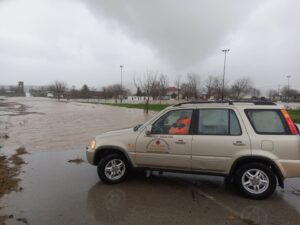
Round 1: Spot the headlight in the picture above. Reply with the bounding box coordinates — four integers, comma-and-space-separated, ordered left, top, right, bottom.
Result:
89, 138, 96, 150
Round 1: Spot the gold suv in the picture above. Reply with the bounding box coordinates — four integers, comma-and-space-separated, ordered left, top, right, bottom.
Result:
86, 101, 300, 199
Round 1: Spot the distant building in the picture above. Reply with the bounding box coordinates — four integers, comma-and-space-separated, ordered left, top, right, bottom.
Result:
47, 92, 54, 98
17, 81, 25, 96
18, 81, 24, 91
0, 82, 25, 96
165, 87, 181, 99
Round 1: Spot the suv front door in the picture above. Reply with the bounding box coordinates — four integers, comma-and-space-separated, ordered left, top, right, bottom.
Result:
191, 108, 251, 173
135, 109, 194, 170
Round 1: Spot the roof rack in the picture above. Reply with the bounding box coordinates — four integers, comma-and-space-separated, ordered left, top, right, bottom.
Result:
174, 100, 232, 106
174, 100, 276, 106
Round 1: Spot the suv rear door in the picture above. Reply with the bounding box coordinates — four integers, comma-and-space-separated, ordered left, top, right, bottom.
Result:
191, 108, 251, 173
243, 109, 300, 161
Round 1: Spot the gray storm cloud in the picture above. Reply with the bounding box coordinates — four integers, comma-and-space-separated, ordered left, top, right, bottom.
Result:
1, 0, 299, 88
84, 0, 261, 68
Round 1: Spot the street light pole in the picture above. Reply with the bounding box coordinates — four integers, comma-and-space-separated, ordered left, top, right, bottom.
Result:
286, 75, 291, 102
120, 65, 123, 103
221, 49, 230, 101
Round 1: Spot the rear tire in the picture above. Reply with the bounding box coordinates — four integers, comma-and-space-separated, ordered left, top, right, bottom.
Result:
235, 162, 277, 200
97, 153, 128, 184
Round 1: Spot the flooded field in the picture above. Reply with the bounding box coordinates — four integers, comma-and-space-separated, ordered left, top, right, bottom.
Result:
1, 97, 300, 225
0, 97, 153, 152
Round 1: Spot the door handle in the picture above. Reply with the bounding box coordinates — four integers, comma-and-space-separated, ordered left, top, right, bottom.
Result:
233, 141, 246, 146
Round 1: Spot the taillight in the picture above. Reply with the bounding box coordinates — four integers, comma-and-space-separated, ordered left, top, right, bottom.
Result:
281, 109, 298, 135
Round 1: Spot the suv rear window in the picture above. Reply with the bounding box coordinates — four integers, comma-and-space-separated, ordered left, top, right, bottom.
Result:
246, 110, 286, 134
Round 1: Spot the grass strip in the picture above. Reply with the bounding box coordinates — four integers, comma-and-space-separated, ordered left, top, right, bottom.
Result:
102, 103, 170, 112
288, 110, 300, 123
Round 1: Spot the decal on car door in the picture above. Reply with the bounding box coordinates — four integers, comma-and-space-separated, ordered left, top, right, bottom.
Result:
146, 138, 170, 153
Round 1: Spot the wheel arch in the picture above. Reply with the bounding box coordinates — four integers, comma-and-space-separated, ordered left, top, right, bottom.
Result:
229, 156, 285, 188
93, 145, 133, 167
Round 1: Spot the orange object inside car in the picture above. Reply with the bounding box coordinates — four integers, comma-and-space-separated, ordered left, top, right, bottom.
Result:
177, 117, 191, 126
169, 117, 191, 135
169, 126, 188, 135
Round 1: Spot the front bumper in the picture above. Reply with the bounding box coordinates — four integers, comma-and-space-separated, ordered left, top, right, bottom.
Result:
86, 148, 95, 165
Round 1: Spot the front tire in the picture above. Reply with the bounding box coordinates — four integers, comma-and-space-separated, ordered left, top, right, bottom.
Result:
235, 163, 277, 200
97, 154, 128, 184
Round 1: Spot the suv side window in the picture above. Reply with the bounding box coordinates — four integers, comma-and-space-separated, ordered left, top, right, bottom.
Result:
246, 109, 286, 134
151, 109, 193, 135
198, 109, 241, 135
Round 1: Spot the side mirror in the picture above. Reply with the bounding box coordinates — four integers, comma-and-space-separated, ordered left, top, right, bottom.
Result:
145, 125, 152, 136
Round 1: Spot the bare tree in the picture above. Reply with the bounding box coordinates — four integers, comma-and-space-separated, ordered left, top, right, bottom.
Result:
158, 74, 169, 103
249, 87, 261, 99
204, 75, 214, 99
135, 87, 143, 100
281, 85, 299, 101
134, 72, 157, 113
187, 73, 200, 99
267, 89, 278, 100
230, 77, 253, 100
150, 80, 160, 100
69, 85, 79, 99
111, 84, 122, 102
181, 73, 200, 100
174, 75, 181, 100
49, 81, 67, 101
204, 75, 222, 100
180, 83, 193, 100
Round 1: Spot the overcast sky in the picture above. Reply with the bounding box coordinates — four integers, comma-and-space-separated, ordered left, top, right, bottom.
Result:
0, 0, 299, 91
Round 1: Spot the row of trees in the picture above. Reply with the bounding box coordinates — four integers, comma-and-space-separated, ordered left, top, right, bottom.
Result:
131, 73, 259, 112
0, 86, 25, 97
44, 82, 131, 101
267, 86, 299, 101
133, 73, 258, 102
34, 73, 299, 109
133, 73, 169, 106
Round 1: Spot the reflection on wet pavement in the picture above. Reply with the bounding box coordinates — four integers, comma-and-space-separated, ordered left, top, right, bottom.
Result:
1, 149, 300, 225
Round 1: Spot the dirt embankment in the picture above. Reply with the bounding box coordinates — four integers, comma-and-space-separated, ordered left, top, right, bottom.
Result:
0, 99, 40, 224
0, 147, 28, 197
0, 147, 28, 225
0, 99, 27, 224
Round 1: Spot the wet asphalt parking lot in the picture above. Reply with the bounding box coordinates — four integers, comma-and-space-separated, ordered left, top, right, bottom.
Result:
1, 98, 300, 225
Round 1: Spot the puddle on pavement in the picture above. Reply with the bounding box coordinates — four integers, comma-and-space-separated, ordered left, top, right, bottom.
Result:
1, 98, 300, 225
0, 149, 300, 225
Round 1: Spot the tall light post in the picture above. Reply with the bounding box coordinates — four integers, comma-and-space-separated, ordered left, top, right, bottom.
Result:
221, 49, 230, 101
286, 75, 291, 102
120, 65, 124, 103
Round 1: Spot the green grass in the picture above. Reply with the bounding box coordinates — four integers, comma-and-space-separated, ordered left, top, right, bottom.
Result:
102, 103, 170, 112
288, 110, 300, 123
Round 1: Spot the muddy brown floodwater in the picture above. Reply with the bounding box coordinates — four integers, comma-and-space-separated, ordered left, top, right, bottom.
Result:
1, 97, 300, 225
